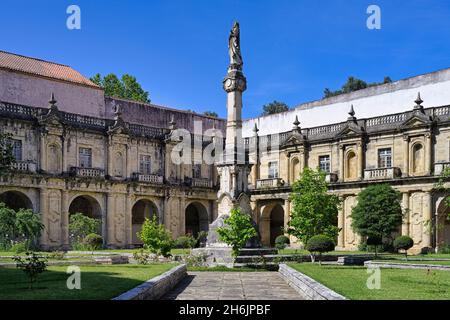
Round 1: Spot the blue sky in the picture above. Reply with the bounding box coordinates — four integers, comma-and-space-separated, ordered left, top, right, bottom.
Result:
1, 0, 450, 119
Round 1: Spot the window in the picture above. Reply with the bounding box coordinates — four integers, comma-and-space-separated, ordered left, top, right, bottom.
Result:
193, 164, 201, 179
139, 155, 151, 175
79, 148, 92, 168
268, 162, 278, 179
319, 155, 331, 173
11, 139, 22, 161
378, 148, 392, 168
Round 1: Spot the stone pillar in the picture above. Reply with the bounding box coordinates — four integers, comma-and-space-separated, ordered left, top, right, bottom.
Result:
337, 196, 346, 249
61, 190, 70, 248
403, 135, 409, 177
62, 136, 67, 173
401, 192, 410, 236
39, 188, 48, 246
126, 194, 133, 247
284, 199, 290, 231
338, 145, 344, 181
40, 132, 46, 172
425, 132, 432, 175
357, 142, 363, 180
105, 193, 114, 246
422, 192, 432, 249
107, 140, 113, 177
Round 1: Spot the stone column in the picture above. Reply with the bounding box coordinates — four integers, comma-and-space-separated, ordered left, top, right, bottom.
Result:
422, 192, 432, 249
401, 192, 410, 236
39, 188, 48, 246
357, 142, 363, 180
338, 145, 344, 181
107, 140, 113, 177
403, 135, 409, 177
337, 196, 346, 249
105, 193, 114, 246
284, 199, 290, 231
61, 190, 70, 248
425, 132, 432, 175
126, 194, 133, 247
62, 136, 67, 173
40, 132, 46, 172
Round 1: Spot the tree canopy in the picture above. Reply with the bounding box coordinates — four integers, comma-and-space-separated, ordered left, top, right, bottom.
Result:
288, 168, 341, 244
262, 100, 290, 116
351, 184, 403, 241
203, 111, 218, 118
324, 76, 392, 98
91, 73, 150, 103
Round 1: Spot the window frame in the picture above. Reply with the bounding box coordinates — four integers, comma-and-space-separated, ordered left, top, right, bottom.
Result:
268, 161, 279, 179
78, 147, 92, 168
139, 154, 152, 175
377, 147, 392, 169
318, 155, 331, 173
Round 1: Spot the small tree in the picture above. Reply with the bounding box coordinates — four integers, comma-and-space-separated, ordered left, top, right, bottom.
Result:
351, 184, 403, 248
82, 233, 103, 251
393, 236, 414, 261
305, 235, 335, 265
366, 236, 383, 258
69, 213, 101, 248
288, 168, 341, 245
217, 208, 257, 257
138, 215, 174, 257
275, 235, 290, 251
13, 252, 47, 289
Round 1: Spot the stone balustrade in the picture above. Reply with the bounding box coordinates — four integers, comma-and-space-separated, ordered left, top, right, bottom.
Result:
434, 162, 450, 176
256, 178, 285, 189
364, 167, 401, 180
11, 161, 37, 173
325, 173, 338, 183
70, 167, 105, 178
191, 178, 213, 188
132, 173, 164, 184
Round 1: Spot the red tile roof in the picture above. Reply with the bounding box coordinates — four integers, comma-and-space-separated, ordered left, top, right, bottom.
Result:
0, 50, 100, 88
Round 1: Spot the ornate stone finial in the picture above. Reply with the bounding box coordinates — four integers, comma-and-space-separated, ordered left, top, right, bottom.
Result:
293, 115, 300, 131
169, 114, 176, 130
113, 104, 122, 119
49, 92, 58, 110
253, 123, 259, 135
414, 92, 424, 111
348, 104, 357, 121
228, 21, 243, 70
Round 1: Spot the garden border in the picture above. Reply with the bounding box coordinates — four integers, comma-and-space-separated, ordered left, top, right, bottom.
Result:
112, 264, 187, 300
365, 261, 450, 271
278, 264, 347, 300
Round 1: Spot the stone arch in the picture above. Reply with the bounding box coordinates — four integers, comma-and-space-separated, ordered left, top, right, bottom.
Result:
291, 157, 301, 183
131, 199, 159, 245
47, 143, 62, 174
436, 196, 450, 250
345, 150, 357, 180
411, 142, 425, 175
0, 190, 33, 211
260, 201, 285, 247
69, 195, 102, 235
185, 202, 209, 238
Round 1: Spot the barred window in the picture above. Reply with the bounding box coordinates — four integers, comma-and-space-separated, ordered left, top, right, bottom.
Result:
268, 161, 278, 179
11, 139, 22, 161
139, 155, 152, 175
378, 148, 392, 168
79, 147, 92, 168
319, 155, 331, 173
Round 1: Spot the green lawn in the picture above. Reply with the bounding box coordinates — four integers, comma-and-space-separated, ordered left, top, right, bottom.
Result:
374, 260, 450, 266
0, 263, 176, 300
289, 263, 450, 300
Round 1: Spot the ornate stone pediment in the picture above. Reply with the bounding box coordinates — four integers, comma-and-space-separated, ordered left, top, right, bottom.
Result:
335, 105, 364, 139
400, 92, 433, 129
39, 93, 63, 128
282, 133, 306, 148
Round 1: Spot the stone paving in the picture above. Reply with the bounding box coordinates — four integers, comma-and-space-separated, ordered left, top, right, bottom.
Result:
161, 272, 305, 300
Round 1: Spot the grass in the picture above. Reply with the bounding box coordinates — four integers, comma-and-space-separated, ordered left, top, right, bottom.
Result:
374, 260, 450, 266
289, 263, 450, 300
0, 263, 176, 300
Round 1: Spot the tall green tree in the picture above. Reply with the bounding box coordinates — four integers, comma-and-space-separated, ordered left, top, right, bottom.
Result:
351, 184, 403, 242
262, 101, 289, 116
90, 73, 150, 103
0, 132, 15, 175
288, 168, 341, 245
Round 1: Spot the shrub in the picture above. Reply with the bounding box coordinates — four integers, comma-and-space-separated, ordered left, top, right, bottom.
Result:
13, 252, 48, 289
69, 213, 101, 248
217, 208, 258, 257
138, 215, 174, 257
438, 244, 450, 254
133, 249, 155, 265
175, 235, 197, 249
11, 241, 28, 254
275, 235, 290, 250
305, 235, 335, 265
82, 233, 103, 251
47, 251, 66, 260
196, 231, 208, 247
393, 236, 414, 260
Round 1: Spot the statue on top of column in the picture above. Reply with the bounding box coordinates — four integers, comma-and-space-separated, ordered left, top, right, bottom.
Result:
228, 21, 243, 69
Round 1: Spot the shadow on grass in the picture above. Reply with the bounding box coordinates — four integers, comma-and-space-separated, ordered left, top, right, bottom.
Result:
0, 264, 171, 300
